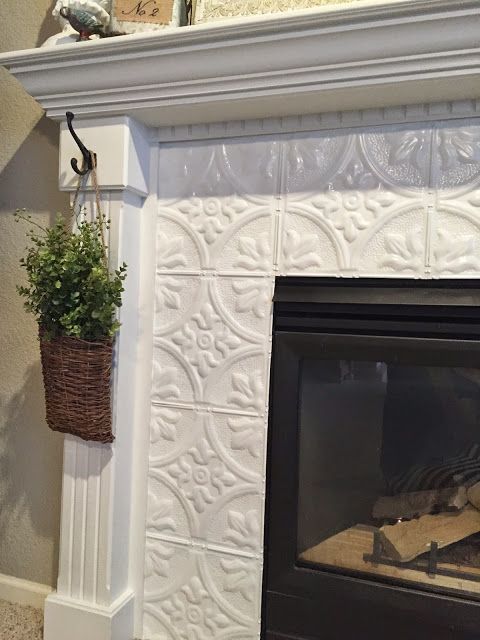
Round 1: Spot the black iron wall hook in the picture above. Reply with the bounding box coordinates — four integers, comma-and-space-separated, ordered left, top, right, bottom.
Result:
66, 111, 95, 176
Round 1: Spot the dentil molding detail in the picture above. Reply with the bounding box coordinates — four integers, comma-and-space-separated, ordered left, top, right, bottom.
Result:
154, 101, 480, 143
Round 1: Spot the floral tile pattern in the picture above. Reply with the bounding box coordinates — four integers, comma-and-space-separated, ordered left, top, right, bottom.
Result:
152, 274, 271, 412
147, 408, 265, 551
279, 126, 430, 275
145, 120, 480, 639
144, 543, 261, 640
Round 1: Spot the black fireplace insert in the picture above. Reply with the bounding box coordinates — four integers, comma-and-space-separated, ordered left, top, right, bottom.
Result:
264, 279, 480, 640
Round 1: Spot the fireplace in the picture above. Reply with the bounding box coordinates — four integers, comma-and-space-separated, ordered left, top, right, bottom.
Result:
2, 2, 480, 638
265, 279, 480, 640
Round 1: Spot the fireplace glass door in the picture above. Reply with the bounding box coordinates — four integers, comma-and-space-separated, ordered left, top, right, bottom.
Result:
298, 355, 480, 596
265, 280, 480, 640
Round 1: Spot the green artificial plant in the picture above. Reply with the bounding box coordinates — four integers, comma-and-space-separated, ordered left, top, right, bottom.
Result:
15, 210, 127, 341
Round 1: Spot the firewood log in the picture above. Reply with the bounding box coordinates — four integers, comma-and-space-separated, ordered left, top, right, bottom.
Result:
373, 487, 467, 521
379, 506, 480, 563
467, 481, 480, 510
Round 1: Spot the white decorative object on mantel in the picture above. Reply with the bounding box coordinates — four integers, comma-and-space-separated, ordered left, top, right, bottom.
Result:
194, 0, 361, 23
1, 2, 480, 639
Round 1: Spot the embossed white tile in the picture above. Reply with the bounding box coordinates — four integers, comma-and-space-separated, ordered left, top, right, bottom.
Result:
281, 129, 427, 276
205, 351, 269, 415
214, 276, 274, 341
285, 126, 431, 198
157, 139, 279, 272
154, 275, 204, 334
432, 122, 480, 192
148, 118, 480, 640
159, 201, 276, 273
354, 206, 428, 276
152, 342, 269, 413
360, 125, 432, 192
150, 405, 192, 461
281, 128, 428, 275
144, 543, 261, 640
429, 206, 480, 276
151, 352, 196, 407
215, 211, 275, 274
437, 185, 480, 220
156, 212, 205, 273
147, 409, 265, 552
220, 139, 280, 198
280, 208, 343, 275
284, 132, 353, 195
153, 275, 269, 410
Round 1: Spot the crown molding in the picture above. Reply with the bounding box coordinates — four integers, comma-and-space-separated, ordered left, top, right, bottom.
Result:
1, 0, 480, 127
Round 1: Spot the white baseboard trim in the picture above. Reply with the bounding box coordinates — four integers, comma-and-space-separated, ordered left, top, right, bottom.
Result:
44, 590, 134, 640
0, 572, 52, 609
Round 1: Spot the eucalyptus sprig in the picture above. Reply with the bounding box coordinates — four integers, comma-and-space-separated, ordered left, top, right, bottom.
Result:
15, 209, 127, 340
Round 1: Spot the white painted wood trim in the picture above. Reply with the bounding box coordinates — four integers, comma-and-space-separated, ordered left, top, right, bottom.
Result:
0, 573, 52, 610
44, 122, 154, 640
59, 117, 150, 195
153, 100, 480, 142
127, 143, 159, 639
44, 591, 134, 640
0, 0, 479, 127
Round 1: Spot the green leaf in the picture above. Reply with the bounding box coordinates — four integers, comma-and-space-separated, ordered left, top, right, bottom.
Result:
15, 209, 127, 340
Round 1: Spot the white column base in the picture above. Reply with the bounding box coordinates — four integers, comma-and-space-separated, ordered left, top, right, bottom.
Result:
44, 590, 134, 640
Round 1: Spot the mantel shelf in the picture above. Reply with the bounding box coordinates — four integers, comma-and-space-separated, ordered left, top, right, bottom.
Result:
1, 0, 480, 127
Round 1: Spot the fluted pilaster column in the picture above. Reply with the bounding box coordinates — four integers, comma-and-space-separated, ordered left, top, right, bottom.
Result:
44, 116, 156, 640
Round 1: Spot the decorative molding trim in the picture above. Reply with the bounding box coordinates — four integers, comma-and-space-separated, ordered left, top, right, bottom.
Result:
0, 573, 52, 610
44, 135, 155, 639
44, 590, 134, 640
154, 100, 480, 142
59, 117, 150, 195
1, 0, 479, 127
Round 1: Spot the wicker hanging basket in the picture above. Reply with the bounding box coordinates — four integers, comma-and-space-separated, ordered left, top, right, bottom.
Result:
39, 329, 114, 443
37, 156, 116, 444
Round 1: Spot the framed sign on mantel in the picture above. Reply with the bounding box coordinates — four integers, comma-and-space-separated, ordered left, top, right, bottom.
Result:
110, 0, 192, 32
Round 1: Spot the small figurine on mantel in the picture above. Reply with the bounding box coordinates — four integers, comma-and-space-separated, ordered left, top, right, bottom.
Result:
47, 0, 111, 45
59, 6, 107, 39
43, 0, 191, 47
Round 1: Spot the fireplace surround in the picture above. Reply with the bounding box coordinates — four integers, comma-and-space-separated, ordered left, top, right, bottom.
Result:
2, 2, 480, 639
266, 279, 480, 639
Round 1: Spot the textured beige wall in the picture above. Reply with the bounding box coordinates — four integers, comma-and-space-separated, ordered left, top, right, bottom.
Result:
0, 0, 68, 587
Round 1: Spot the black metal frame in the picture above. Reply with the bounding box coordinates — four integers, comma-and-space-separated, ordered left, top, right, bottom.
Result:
263, 279, 480, 640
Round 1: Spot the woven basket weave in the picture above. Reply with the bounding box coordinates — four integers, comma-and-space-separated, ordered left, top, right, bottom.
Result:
39, 330, 114, 443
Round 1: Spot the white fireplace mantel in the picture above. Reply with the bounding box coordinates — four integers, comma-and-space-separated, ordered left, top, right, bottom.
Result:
1, 0, 480, 127
3, 2, 480, 640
